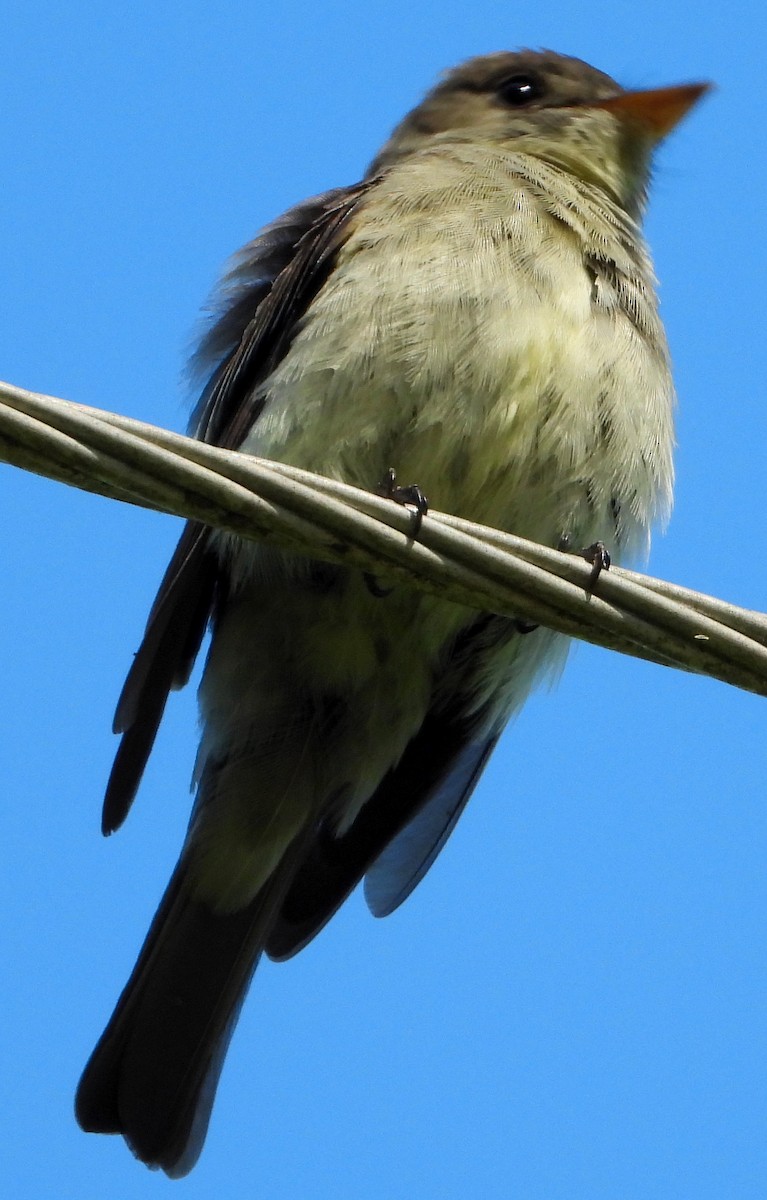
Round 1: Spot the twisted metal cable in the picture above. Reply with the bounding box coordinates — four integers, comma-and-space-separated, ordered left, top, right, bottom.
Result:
3, 377, 767, 697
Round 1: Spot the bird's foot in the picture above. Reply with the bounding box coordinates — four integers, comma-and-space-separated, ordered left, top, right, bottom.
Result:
558, 534, 611, 594
364, 469, 429, 598
378, 467, 429, 536
513, 618, 539, 634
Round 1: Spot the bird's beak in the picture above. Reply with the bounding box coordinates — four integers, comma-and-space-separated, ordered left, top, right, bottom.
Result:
593, 82, 712, 140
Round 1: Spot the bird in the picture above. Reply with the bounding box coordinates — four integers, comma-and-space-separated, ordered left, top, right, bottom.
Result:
75, 49, 708, 1176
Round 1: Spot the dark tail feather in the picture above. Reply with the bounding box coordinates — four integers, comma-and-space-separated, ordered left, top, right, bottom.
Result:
76, 847, 300, 1177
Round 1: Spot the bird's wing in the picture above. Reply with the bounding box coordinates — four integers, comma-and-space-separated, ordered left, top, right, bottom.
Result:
363, 734, 499, 917
266, 616, 512, 960
101, 181, 377, 835
190, 181, 376, 449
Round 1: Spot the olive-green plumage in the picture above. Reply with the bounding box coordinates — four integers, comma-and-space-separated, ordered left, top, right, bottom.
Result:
76, 50, 706, 1175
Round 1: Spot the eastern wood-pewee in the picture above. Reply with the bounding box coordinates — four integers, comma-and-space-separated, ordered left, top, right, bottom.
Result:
75, 50, 708, 1175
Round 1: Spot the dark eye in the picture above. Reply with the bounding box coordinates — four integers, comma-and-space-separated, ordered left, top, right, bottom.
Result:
497, 73, 544, 107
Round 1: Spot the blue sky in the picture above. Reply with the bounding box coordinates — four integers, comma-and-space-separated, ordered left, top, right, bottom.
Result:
2, 2, 767, 1197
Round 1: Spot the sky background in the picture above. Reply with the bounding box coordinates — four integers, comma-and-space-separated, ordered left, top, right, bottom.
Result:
2, 3, 767, 1198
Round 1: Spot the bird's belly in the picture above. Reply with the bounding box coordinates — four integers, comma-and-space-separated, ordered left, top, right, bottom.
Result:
242, 259, 648, 555
199, 248, 669, 905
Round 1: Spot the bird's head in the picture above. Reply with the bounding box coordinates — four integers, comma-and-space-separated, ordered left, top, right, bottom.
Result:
369, 50, 709, 213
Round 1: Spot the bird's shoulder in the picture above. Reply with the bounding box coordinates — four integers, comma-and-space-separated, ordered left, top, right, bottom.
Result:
190, 180, 377, 448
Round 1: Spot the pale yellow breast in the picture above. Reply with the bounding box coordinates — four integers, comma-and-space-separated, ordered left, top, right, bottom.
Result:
197, 147, 677, 903
242, 143, 674, 561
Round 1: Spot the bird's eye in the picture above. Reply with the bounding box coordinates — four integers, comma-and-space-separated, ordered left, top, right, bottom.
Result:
497, 73, 544, 107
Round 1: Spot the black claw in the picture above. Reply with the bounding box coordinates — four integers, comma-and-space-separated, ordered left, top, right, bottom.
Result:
378, 468, 429, 536
580, 541, 611, 591
558, 534, 611, 594
364, 572, 395, 598
514, 618, 539, 635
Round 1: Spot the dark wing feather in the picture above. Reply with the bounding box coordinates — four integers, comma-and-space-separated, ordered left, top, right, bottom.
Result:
266, 715, 497, 961
266, 616, 514, 961
363, 735, 499, 917
191, 182, 376, 448
102, 181, 376, 834
102, 524, 215, 834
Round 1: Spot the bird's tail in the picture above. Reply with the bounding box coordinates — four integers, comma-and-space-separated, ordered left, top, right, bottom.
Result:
75, 843, 301, 1177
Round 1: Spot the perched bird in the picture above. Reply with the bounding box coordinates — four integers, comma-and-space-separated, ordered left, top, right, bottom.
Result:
75, 50, 707, 1175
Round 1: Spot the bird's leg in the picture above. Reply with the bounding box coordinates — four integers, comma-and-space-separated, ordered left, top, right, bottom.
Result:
378, 467, 429, 535
558, 533, 611, 595
364, 469, 430, 598
580, 541, 611, 590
